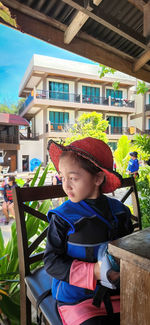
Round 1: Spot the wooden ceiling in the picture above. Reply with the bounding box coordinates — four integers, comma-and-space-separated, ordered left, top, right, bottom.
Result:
1, 0, 150, 82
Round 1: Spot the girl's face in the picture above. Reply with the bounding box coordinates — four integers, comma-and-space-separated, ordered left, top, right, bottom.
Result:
59, 155, 105, 203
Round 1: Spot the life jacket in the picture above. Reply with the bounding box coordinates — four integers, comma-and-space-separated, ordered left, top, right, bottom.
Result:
5, 185, 13, 201
47, 197, 132, 304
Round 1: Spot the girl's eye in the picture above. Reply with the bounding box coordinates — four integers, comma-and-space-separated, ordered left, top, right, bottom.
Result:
70, 177, 78, 181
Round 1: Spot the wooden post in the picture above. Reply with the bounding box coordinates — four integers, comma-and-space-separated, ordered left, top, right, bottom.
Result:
109, 227, 150, 325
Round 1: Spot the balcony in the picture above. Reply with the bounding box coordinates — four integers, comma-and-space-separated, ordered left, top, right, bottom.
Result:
20, 132, 39, 140
19, 90, 135, 115
145, 129, 150, 135
0, 134, 19, 144
106, 126, 136, 135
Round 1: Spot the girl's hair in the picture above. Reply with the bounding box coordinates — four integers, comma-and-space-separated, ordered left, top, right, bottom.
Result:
60, 151, 106, 190
60, 151, 101, 174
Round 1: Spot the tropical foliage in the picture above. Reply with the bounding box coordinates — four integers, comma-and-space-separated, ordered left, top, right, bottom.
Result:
98, 64, 116, 78
137, 165, 150, 229
0, 2, 17, 27
134, 134, 150, 156
0, 165, 52, 324
136, 81, 149, 95
0, 99, 25, 114
113, 135, 131, 177
65, 111, 109, 145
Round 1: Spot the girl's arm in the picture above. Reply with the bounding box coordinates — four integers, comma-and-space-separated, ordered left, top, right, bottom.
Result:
44, 214, 97, 290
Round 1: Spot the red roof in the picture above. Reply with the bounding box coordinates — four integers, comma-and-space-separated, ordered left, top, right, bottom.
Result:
0, 113, 29, 126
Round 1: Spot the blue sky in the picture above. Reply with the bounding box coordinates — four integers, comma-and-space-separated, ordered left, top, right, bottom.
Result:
0, 24, 94, 106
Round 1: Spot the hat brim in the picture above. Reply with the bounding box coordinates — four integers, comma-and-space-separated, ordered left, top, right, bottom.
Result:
48, 140, 122, 194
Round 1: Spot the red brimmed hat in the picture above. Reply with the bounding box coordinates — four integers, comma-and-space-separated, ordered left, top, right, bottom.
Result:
47, 137, 122, 193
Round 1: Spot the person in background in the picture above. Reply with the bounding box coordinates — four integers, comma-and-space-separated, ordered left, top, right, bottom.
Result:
127, 151, 139, 178
2, 175, 18, 225
52, 172, 62, 185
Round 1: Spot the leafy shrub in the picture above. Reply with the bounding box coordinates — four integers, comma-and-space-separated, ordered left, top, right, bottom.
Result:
137, 166, 150, 229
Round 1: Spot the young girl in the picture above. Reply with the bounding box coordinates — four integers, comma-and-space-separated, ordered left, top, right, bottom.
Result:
44, 137, 133, 325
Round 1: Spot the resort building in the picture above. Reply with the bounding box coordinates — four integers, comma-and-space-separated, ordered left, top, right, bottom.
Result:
0, 113, 29, 172
17, 54, 149, 172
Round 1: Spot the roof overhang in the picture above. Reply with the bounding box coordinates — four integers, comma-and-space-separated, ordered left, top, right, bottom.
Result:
1, 0, 150, 82
0, 113, 29, 126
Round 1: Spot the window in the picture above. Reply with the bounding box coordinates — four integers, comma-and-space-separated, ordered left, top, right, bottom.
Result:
82, 86, 100, 104
106, 89, 123, 99
108, 142, 117, 151
49, 82, 69, 100
49, 111, 69, 131
107, 116, 122, 134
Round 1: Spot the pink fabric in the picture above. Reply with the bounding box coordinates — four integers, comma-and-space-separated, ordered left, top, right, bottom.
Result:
69, 260, 96, 290
58, 296, 120, 325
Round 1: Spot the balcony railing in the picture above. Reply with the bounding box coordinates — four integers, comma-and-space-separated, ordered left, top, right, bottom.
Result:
49, 123, 74, 132
111, 98, 134, 107
106, 126, 136, 135
0, 135, 19, 144
19, 93, 33, 115
37, 90, 80, 102
145, 104, 150, 111
20, 132, 39, 140
145, 129, 150, 134
19, 89, 135, 113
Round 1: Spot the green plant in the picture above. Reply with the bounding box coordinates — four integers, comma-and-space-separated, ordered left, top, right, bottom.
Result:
113, 135, 131, 177
65, 111, 109, 145
112, 81, 120, 91
136, 81, 149, 95
137, 166, 150, 229
0, 2, 17, 27
0, 164, 52, 323
98, 64, 116, 78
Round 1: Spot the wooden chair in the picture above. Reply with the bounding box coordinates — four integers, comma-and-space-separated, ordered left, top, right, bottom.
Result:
13, 177, 141, 325
13, 185, 66, 325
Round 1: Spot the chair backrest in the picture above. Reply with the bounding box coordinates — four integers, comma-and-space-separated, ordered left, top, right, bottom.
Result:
119, 176, 142, 231
13, 177, 141, 279
13, 184, 66, 278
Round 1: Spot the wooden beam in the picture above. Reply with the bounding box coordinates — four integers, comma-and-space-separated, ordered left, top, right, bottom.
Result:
128, 0, 145, 12
133, 49, 150, 72
64, 0, 102, 44
62, 0, 147, 50
93, 0, 103, 5
4, 7, 150, 82
143, 1, 150, 38
64, 11, 90, 44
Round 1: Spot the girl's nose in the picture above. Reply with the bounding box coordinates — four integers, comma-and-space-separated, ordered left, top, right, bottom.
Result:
64, 178, 72, 190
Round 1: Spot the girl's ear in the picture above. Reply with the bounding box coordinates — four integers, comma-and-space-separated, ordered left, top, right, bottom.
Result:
95, 171, 105, 186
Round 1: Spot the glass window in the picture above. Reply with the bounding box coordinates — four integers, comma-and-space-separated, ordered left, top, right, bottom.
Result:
82, 86, 100, 104
49, 82, 69, 100
106, 89, 122, 99
108, 142, 117, 151
49, 111, 69, 131
107, 116, 122, 134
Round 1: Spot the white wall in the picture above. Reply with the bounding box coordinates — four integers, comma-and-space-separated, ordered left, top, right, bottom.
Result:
35, 110, 43, 134
18, 139, 44, 171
